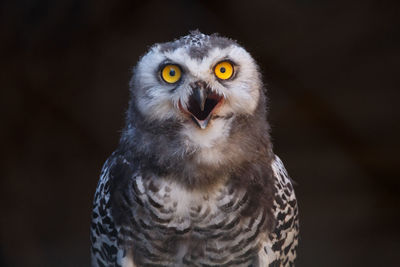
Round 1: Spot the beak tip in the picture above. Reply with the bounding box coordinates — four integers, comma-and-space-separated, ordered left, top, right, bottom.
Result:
191, 115, 211, 130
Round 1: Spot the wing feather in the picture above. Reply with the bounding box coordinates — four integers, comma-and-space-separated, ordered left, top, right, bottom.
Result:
258, 155, 299, 266
90, 153, 135, 267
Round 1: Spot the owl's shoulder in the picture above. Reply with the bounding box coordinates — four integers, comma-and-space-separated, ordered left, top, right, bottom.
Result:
91, 152, 138, 267
258, 155, 299, 266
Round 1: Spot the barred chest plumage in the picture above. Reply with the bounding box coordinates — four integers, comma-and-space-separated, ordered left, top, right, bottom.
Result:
116, 172, 269, 266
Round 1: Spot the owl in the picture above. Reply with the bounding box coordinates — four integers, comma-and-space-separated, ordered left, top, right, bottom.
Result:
90, 31, 299, 267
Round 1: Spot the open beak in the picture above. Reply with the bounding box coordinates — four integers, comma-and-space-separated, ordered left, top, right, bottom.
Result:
179, 81, 224, 129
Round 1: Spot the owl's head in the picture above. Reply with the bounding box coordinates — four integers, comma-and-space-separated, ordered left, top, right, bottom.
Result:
131, 32, 263, 123
127, 31, 267, 154
124, 32, 272, 185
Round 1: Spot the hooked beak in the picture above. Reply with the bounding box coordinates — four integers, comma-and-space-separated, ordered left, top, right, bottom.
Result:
179, 81, 224, 129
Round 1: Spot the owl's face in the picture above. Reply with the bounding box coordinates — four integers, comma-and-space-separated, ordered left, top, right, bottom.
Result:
130, 32, 263, 148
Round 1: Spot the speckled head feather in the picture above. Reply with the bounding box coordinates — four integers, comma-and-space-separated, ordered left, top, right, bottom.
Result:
158, 30, 237, 59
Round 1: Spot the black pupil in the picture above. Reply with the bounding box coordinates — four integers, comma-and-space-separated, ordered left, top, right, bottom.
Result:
169, 68, 175, 76
220, 67, 226, 73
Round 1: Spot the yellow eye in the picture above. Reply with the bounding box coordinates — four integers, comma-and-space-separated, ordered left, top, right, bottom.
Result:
161, 64, 182, 84
214, 61, 234, 80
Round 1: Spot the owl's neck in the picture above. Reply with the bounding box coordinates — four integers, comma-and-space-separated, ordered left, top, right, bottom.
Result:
120, 99, 273, 189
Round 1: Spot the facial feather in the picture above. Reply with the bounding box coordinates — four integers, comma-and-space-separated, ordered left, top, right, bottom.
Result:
131, 43, 262, 126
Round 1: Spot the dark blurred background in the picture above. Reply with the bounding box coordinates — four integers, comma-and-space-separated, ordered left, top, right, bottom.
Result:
1, 0, 399, 266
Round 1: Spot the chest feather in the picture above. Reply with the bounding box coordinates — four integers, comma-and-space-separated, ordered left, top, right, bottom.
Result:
125, 175, 267, 266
